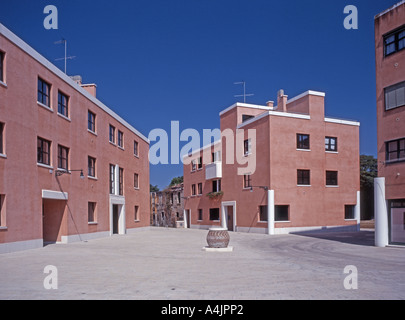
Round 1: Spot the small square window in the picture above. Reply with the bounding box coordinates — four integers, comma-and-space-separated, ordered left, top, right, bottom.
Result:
297, 170, 310, 185
325, 137, 338, 152
37, 137, 51, 165
345, 205, 356, 220
259, 205, 268, 222
326, 171, 338, 186
209, 208, 220, 221
244, 175, 252, 189
275, 205, 289, 222
297, 134, 310, 150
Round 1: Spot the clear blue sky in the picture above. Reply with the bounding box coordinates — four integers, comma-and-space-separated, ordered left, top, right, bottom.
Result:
0, 0, 396, 190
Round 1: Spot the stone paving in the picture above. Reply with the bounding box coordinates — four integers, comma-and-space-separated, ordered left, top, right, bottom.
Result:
0, 228, 404, 300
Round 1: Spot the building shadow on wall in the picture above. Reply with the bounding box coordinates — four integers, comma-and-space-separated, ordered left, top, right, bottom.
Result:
291, 228, 375, 247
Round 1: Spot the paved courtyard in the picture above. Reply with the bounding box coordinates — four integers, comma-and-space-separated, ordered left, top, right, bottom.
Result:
0, 228, 404, 300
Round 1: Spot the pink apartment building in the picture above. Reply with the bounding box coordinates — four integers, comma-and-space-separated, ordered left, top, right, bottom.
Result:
183, 90, 361, 234
374, 1, 405, 246
0, 24, 150, 253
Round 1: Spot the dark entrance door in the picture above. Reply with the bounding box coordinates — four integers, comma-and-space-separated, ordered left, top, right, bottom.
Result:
113, 205, 119, 234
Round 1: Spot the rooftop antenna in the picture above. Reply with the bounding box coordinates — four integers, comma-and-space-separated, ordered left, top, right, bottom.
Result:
54, 39, 76, 74
234, 81, 254, 103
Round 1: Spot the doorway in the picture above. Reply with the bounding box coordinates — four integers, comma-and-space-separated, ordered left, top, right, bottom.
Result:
221, 201, 236, 231
110, 200, 126, 236
227, 206, 234, 231
113, 205, 119, 234
42, 199, 67, 244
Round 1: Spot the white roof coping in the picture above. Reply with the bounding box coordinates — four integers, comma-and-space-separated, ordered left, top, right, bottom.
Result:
375, 0, 405, 19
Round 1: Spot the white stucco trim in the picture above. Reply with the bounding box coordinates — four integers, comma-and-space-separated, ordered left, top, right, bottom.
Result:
0, 239, 43, 254
42, 190, 68, 200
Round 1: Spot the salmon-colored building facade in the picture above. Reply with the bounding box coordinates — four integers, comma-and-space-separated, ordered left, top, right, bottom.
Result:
0, 24, 150, 253
374, 1, 405, 246
183, 90, 361, 234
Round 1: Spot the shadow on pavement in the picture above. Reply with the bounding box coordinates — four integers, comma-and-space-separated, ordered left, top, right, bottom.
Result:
291, 230, 375, 247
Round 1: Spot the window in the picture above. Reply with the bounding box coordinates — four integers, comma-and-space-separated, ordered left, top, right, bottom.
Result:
109, 125, 116, 144
58, 145, 69, 170
259, 205, 268, 222
384, 26, 405, 57
297, 170, 310, 185
0, 195, 5, 227
0, 122, 4, 155
191, 160, 197, 172
198, 183, 203, 195
386, 138, 405, 162
0, 51, 4, 83
242, 115, 255, 123
209, 208, 220, 221
88, 202, 96, 223
58, 91, 69, 117
118, 130, 124, 148
134, 173, 139, 189
326, 171, 338, 186
109, 164, 115, 194
244, 139, 252, 155
37, 137, 51, 165
325, 137, 338, 152
385, 81, 405, 111
88, 111, 96, 133
134, 206, 140, 221
212, 179, 221, 192
345, 205, 356, 220
198, 209, 203, 221
38, 77, 51, 107
243, 175, 252, 189
197, 157, 203, 170
297, 134, 310, 150
119, 168, 124, 196
88, 156, 96, 178
134, 140, 139, 157
275, 206, 289, 222
191, 184, 196, 196
212, 151, 221, 162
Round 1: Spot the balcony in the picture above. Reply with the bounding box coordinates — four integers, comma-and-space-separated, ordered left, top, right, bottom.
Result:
206, 162, 222, 180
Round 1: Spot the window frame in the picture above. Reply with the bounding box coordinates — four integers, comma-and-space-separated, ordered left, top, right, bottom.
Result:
244, 139, 252, 156
212, 179, 221, 193
134, 173, 139, 189
88, 202, 97, 223
275, 205, 290, 222
109, 125, 116, 144
38, 77, 51, 107
134, 205, 140, 221
384, 81, 405, 111
57, 145, 69, 171
326, 171, 338, 186
198, 209, 203, 221
297, 134, 310, 150
88, 110, 96, 133
37, 137, 51, 166
0, 194, 5, 228
0, 51, 4, 83
57, 91, 69, 118
259, 205, 268, 222
243, 174, 252, 189
198, 183, 203, 195
0, 122, 4, 155
386, 138, 405, 163
134, 140, 139, 157
325, 137, 338, 152
191, 184, 196, 196
119, 167, 124, 196
109, 164, 115, 195
345, 205, 356, 220
297, 169, 311, 186
88, 156, 96, 178
384, 25, 405, 57
118, 130, 124, 148
209, 208, 220, 221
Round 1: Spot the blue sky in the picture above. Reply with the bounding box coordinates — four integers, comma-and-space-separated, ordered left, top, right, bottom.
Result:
0, 0, 396, 189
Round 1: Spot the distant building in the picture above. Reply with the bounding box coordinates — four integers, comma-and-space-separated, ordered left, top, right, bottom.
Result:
0, 24, 150, 253
183, 89, 361, 234
374, 1, 405, 246
151, 184, 184, 228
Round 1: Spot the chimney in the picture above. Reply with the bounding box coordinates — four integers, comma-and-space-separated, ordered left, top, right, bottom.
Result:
81, 83, 97, 98
266, 101, 274, 108
70, 75, 82, 85
277, 89, 288, 112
